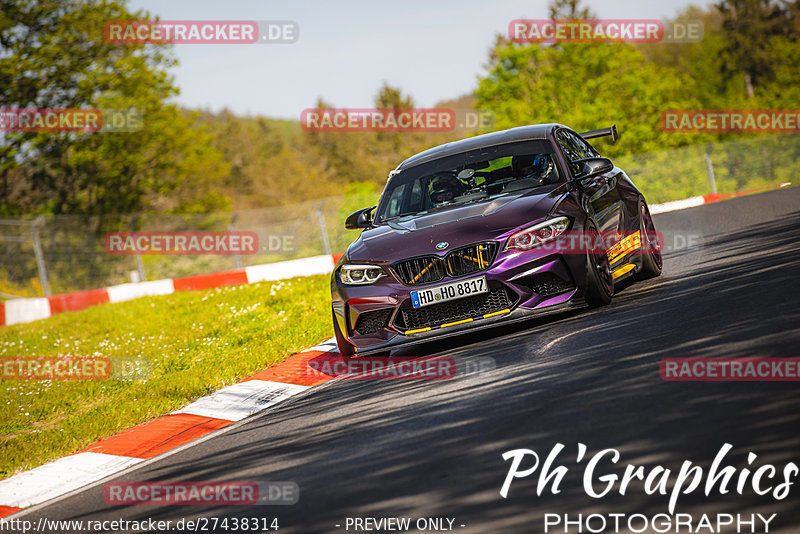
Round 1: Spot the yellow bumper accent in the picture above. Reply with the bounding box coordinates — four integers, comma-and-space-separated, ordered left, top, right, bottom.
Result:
441, 318, 474, 328
483, 308, 511, 319
612, 263, 636, 279
404, 307, 511, 336
405, 327, 431, 335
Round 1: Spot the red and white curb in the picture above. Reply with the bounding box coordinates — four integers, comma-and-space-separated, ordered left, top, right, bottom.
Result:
0, 254, 342, 328
648, 183, 791, 214
0, 338, 341, 518
172, 380, 310, 421
648, 196, 706, 214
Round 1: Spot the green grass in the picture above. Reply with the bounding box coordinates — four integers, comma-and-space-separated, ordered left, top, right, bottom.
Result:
0, 275, 332, 480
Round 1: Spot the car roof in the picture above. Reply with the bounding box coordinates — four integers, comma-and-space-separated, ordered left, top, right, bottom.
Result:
396, 123, 564, 171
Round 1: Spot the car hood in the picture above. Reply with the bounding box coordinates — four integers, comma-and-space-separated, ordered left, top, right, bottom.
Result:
346, 184, 568, 262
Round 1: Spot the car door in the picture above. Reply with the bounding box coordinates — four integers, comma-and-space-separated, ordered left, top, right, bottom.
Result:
555, 128, 624, 236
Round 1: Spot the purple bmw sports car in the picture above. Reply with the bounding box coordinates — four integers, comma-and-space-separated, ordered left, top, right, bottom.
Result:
331, 123, 662, 357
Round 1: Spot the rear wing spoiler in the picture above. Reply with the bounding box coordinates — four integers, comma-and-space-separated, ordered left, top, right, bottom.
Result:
579, 124, 618, 143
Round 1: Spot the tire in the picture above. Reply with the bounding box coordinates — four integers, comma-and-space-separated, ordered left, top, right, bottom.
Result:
332, 310, 355, 359
584, 221, 614, 308
634, 200, 663, 280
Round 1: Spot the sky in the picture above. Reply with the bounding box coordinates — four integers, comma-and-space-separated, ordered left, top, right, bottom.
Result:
126, 0, 705, 119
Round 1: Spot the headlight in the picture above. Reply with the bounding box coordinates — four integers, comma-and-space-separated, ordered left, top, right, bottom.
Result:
339, 264, 387, 285
505, 217, 570, 251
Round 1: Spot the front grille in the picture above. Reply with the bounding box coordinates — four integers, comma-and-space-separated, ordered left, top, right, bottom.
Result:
445, 242, 498, 278
353, 308, 393, 336
393, 242, 498, 286
392, 256, 445, 286
397, 287, 513, 331
517, 272, 574, 297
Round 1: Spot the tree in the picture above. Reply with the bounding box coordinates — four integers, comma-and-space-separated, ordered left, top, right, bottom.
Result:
548, 0, 596, 20
375, 83, 413, 110
640, 2, 800, 108
636, 6, 731, 108
475, 40, 703, 158
0, 0, 230, 217
716, 0, 798, 99
196, 109, 340, 209
304, 86, 431, 188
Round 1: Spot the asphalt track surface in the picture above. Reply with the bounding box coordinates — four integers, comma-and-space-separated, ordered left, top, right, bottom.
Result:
15, 187, 800, 533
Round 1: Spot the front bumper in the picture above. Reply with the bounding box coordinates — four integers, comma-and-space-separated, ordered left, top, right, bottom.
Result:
332, 248, 591, 356
352, 299, 584, 356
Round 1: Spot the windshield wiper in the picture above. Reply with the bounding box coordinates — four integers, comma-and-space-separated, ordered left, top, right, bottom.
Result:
381, 211, 425, 222
386, 219, 408, 231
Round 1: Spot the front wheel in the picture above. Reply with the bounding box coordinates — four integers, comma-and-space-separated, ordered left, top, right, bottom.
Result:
584, 222, 614, 308
634, 200, 663, 280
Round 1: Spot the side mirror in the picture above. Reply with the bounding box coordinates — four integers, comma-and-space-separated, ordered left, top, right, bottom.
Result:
575, 157, 614, 179
345, 206, 376, 230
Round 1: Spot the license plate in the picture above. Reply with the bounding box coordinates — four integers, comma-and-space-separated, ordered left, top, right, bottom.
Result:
410, 276, 487, 308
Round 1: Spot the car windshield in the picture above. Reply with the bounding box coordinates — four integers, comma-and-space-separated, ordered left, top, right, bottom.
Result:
375, 139, 560, 223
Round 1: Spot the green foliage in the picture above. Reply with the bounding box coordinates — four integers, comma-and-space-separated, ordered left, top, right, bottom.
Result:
2, 0, 798, 230
293, 86, 490, 203
0, 0, 230, 217
195, 110, 339, 210
548, 0, 596, 20
475, 40, 703, 158
715, 0, 798, 98
616, 135, 799, 203
327, 182, 382, 254
469, 0, 799, 207
639, 2, 800, 107
637, 7, 731, 108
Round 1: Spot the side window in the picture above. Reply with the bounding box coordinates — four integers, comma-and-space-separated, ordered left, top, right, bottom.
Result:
384, 183, 407, 218
556, 129, 598, 174
556, 130, 579, 162
408, 179, 424, 212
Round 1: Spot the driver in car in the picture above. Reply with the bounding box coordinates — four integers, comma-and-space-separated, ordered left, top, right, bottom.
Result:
511, 154, 553, 183
429, 175, 467, 205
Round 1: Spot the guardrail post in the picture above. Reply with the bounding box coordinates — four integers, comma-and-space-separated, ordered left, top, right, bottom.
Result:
317, 200, 332, 256
705, 144, 717, 194
131, 215, 146, 282
31, 216, 50, 296
229, 212, 242, 269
